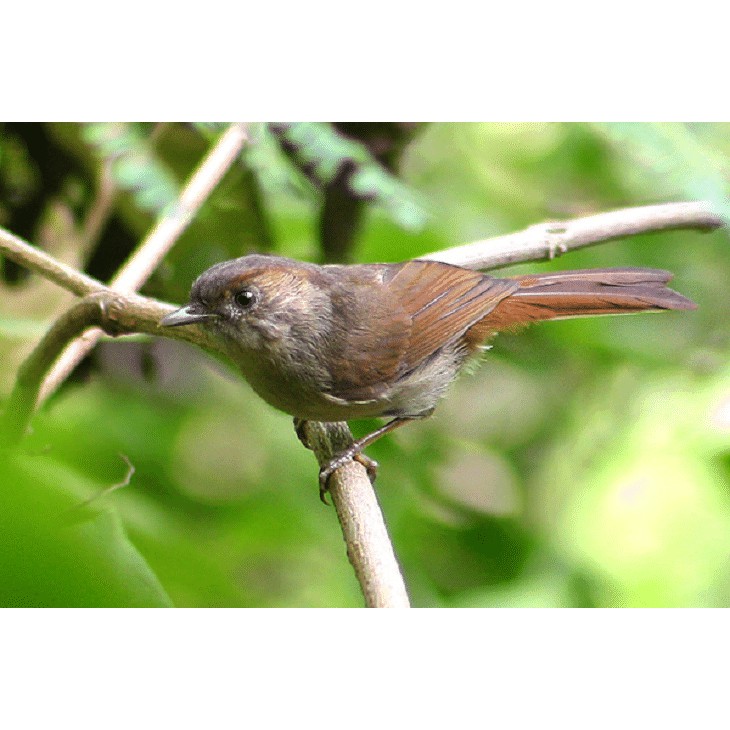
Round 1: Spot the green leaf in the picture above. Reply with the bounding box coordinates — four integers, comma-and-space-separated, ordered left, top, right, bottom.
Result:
0, 454, 172, 607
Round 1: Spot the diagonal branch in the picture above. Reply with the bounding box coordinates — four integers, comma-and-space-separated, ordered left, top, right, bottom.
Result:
1, 295, 110, 447
0, 226, 105, 296
2, 200, 721, 296
37, 122, 249, 404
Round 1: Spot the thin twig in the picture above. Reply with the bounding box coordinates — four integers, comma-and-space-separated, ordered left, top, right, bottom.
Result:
78, 158, 118, 261
420, 201, 723, 269
73, 453, 136, 511
0, 226, 104, 296
37, 122, 249, 404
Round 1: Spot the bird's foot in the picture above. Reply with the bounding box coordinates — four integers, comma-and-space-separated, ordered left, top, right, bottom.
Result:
318, 449, 379, 505
353, 452, 379, 483
294, 418, 380, 505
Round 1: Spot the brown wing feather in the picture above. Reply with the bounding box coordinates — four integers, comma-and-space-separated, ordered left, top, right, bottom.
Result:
385, 260, 518, 371
324, 260, 517, 402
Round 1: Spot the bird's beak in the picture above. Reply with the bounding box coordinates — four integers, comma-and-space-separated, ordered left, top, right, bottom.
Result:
160, 305, 216, 327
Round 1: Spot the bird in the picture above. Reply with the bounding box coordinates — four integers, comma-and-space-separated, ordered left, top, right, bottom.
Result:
161, 254, 696, 501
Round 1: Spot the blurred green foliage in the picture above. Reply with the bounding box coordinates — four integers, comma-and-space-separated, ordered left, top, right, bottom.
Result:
267, 122, 428, 230
82, 123, 180, 213
0, 122, 728, 607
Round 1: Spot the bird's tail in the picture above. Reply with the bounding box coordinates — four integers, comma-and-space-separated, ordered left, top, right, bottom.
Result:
474, 268, 696, 333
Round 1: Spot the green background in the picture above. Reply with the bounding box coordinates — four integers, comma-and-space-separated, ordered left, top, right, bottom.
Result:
1, 122, 728, 607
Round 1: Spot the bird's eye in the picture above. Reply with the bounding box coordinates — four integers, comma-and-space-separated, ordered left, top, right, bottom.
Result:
234, 288, 257, 309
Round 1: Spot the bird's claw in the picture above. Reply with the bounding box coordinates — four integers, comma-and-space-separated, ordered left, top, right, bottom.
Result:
318, 451, 379, 505
318, 462, 339, 505
353, 452, 378, 483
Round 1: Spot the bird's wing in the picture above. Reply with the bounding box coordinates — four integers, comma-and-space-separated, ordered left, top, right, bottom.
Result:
384, 259, 517, 373
325, 260, 517, 404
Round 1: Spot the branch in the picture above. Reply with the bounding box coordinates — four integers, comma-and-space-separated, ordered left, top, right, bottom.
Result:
298, 420, 410, 607
0, 288, 221, 445
420, 201, 723, 269
2, 200, 719, 299
1, 295, 108, 446
37, 122, 250, 404
0, 226, 104, 296
78, 158, 118, 261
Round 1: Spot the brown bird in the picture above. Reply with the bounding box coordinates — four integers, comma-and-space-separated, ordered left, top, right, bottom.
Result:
161, 255, 696, 500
